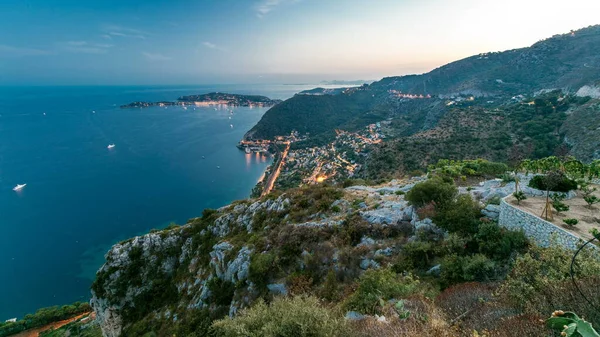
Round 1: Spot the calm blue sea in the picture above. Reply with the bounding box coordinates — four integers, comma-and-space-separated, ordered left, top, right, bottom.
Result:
0, 84, 321, 320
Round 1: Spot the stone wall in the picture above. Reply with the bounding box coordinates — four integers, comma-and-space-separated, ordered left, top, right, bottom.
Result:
498, 196, 593, 250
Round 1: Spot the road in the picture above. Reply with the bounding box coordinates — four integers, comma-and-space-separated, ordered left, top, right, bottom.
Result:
261, 142, 290, 197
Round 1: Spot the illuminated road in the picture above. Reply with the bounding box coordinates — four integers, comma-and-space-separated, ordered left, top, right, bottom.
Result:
261, 142, 290, 197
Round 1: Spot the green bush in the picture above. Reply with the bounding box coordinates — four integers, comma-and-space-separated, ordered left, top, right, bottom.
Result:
528, 174, 577, 192
499, 245, 600, 326
344, 269, 427, 315
474, 222, 528, 260
212, 296, 349, 337
434, 194, 481, 235
393, 241, 437, 271
249, 252, 276, 291
563, 218, 578, 227
440, 254, 497, 287
405, 178, 458, 208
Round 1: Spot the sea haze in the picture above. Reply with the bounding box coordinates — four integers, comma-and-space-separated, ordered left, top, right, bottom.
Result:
0, 84, 327, 320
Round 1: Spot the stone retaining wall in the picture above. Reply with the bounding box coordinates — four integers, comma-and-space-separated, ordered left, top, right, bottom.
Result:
498, 196, 593, 250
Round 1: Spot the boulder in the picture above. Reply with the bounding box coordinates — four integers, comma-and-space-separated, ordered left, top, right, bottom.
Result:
345, 311, 365, 320
267, 283, 288, 296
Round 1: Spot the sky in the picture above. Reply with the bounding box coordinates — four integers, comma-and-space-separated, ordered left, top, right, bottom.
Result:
1, 0, 600, 85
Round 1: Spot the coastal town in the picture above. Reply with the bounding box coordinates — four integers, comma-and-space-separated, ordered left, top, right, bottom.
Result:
241, 123, 387, 196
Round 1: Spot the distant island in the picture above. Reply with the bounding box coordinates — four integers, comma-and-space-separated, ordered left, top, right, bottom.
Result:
320, 79, 374, 85
120, 92, 282, 109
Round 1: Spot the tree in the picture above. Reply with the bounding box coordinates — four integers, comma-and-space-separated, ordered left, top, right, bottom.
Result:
551, 193, 569, 215
562, 218, 578, 227
584, 195, 600, 210
405, 178, 457, 208
513, 191, 527, 205
434, 194, 481, 235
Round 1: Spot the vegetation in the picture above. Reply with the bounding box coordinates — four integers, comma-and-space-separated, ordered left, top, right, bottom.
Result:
212, 296, 349, 337
39, 320, 102, 337
428, 159, 508, 180
0, 302, 91, 337
563, 218, 579, 227
551, 193, 570, 215
547, 311, 600, 337
513, 191, 527, 205
405, 177, 457, 208
344, 269, 429, 315
529, 173, 578, 193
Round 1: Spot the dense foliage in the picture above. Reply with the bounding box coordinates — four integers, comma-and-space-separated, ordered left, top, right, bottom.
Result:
212, 296, 349, 337
528, 174, 578, 192
363, 92, 587, 180
0, 302, 91, 337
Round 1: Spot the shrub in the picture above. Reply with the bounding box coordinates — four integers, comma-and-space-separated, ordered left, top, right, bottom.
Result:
436, 282, 495, 319
551, 193, 569, 215
440, 254, 497, 287
513, 191, 527, 205
344, 269, 430, 315
563, 218, 578, 227
528, 174, 577, 192
434, 194, 481, 235
487, 196, 501, 205
249, 252, 275, 291
584, 195, 600, 209
475, 222, 528, 260
499, 245, 600, 326
405, 178, 458, 208
393, 241, 437, 271
206, 278, 235, 306
212, 296, 349, 337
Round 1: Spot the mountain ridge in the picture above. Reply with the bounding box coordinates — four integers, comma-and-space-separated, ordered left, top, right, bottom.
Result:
245, 25, 600, 146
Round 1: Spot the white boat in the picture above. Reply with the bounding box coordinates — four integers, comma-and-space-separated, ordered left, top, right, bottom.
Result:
107, 144, 116, 149
230, 124, 234, 128
13, 184, 26, 191
245, 147, 251, 154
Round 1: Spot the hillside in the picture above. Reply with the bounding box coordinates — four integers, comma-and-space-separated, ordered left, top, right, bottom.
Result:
89, 174, 600, 336
244, 25, 600, 154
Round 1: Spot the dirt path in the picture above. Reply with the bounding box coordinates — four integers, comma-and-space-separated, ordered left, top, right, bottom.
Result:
12, 312, 92, 337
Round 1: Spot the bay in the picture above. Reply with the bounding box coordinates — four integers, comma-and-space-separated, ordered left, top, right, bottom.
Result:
0, 84, 323, 320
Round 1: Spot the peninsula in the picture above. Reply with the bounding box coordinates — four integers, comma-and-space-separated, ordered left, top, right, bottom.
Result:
120, 92, 282, 109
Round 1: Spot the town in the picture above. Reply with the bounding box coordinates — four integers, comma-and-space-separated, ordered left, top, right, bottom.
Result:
244, 123, 387, 196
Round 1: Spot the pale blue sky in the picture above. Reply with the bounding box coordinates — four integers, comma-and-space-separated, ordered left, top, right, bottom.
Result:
1, 0, 599, 85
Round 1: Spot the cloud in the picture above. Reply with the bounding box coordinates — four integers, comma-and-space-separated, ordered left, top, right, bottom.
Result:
102, 24, 148, 39
0, 44, 51, 56
62, 41, 113, 54
202, 41, 225, 51
142, 52, 171, 61
255, 0, 300, 18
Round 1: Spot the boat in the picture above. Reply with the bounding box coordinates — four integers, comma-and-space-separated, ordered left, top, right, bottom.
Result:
13, 184, 26, 191
107, 144, 116, 149
245, 147, 251, 154
230, 124, 234, 128
217, 166, 221, 169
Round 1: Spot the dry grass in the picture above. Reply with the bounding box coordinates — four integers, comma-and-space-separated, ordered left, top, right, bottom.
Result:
349, 296, 456, 337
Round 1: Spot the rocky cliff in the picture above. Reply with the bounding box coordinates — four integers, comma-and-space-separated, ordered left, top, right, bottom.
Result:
90, 178, 450, 336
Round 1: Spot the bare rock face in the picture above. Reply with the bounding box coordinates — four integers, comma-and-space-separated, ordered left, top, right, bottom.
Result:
90, 194, 293, 337
90, 229, 187, 337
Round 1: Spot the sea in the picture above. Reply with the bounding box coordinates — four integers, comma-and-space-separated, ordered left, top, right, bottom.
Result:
0, 84, 331, 320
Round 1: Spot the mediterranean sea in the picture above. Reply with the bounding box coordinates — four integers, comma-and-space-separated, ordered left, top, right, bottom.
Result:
0, 84, 326, 320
